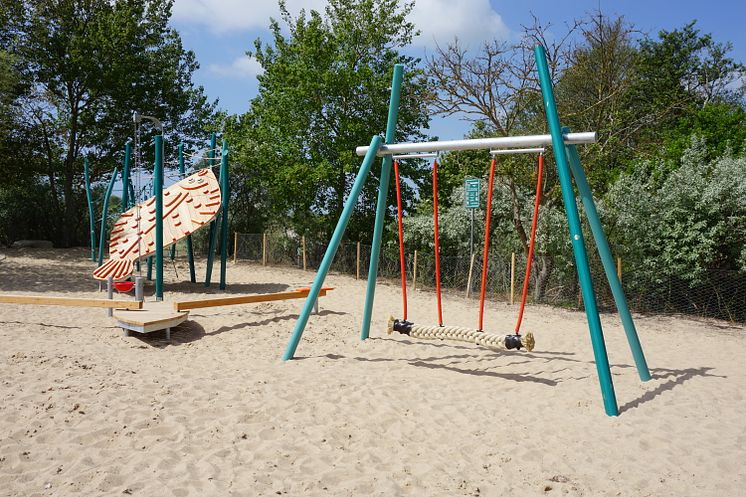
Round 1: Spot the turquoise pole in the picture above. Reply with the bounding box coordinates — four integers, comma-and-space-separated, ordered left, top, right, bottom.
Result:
154, 135, 164, 300
534, 45, 619, 416
179, 143, 196, 282
127, 180, 135, 209
360, 64, 405, 341
97, 167, 120, 266
121, 142, 131, 213
564, 137, 651, 382
204, 133, 219, 286
283, 136, 383, 360
219, 140, 230, 290
84, 158, 96, 261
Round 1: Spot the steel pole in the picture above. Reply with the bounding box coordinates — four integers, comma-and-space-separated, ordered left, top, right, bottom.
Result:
355, 132, 596, 157
361, 64, 405, 341
84, 158, 96, 261
283, 136, 383, 360
564, 135, 651, 382
204, 132, 218, 286
535, 45, 618, 416
154, 135, 164, 300
219, 140, 230, 290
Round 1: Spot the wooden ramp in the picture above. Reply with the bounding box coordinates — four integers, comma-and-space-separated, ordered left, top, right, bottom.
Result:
113, 301, 188, 341
173, 287, 333, 311
0, 294, 142, 309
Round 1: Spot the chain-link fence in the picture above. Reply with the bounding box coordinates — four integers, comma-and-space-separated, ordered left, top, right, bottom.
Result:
231, 232, 746, 323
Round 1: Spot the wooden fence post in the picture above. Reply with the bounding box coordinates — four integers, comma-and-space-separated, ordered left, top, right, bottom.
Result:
616, 256, 622, 283
413, 250, 418, 291
465, 252, 476, 298
302, 236, 307, 271
356, 241, 361, 280
262, 233, 267, 266
510, 252, 516, 305
233, 232, 238, 264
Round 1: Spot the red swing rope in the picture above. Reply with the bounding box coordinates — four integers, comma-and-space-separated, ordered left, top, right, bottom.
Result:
478, 158, 498, 331
432, 159, 444, 326
514, 153, 544, 334
393, 160, 408, 320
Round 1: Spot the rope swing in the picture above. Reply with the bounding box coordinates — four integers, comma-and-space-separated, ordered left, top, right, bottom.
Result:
393, 160, 408, 321
514, 152, 544, 334
432, 158, 444, 326
387, 316, 535, 352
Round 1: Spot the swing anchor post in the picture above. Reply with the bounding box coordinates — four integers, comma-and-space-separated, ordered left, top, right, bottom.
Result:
387, 316, 535, 352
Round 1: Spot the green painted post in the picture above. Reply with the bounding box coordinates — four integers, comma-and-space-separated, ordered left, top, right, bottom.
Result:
535, 45, 619, 416
97, 167, 119, 266
147, 257, 152, 280
127, 179, 135, 209
564, 136, 651, 382
179, 143, 196, 282
219, 140, 230, 290
283, 136, 383, 360
360, 64, 405, 341
154, 135, 164, 300
204, 132, 219, 287
83, 158, 96, 261
121, 142, 131, 213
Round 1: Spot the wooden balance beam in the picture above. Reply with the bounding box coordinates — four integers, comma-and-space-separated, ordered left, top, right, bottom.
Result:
173, 287, 333, 311
0, 294, 143, 310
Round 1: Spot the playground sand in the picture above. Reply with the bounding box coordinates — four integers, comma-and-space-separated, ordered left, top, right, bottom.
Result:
1, 247, 744, 496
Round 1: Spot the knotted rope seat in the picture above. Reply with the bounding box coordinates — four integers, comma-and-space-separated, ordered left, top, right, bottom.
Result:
387, 316, 535, 352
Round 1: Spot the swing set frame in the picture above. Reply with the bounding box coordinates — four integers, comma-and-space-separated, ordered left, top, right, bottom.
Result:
281, 46, 652, 417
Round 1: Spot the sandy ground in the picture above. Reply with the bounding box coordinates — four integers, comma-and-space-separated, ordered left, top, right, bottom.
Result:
0, 248, 744, 497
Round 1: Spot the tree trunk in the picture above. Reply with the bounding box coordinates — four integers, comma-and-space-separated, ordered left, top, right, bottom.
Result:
533, 253, 553, 302
62, 98, 79, 248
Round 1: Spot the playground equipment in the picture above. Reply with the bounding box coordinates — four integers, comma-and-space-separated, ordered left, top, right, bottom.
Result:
282, 45, 652, 417
478, 147, 545, 334
84, 121, 232, 298
387, 316, 535, 352
92, 168, 221, 282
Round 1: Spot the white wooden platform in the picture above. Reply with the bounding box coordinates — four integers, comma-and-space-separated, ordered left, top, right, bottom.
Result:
112, 301, 189, 341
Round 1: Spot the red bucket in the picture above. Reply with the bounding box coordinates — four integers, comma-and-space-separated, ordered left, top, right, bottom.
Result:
113, 281, 135, 293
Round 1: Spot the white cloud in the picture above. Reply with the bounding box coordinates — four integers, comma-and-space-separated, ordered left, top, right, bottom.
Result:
208, 55, 264, 78
172, 0, 327, 34
173, 0, 510, 48
410, 0, 510, 49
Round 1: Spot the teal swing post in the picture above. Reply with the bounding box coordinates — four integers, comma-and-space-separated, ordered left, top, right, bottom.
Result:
179, 143, 197, 282
97, 167, 120, 267
563, 134, 651, 382
535, 45, 619, 416
361, 64, 405, 341
154, 134, 164, 300
219, 140, 230, 290
83, 158, 96, 261
282, 135, 383, 361
204, 133, 219, 287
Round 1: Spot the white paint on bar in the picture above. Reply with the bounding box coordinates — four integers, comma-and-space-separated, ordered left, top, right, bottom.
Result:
355, 132, 596, 157
391, 153, 438, 160
490, 147, 545, 155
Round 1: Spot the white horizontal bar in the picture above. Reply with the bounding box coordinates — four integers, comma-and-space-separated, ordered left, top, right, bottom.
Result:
392, 153, 438, 160
355, 132, 596, 157
490, 147, 544, 155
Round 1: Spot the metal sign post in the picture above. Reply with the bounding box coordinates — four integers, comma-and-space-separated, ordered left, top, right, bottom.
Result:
464, 177, 481, 260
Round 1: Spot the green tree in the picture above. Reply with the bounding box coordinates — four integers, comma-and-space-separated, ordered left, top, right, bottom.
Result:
625, 21, 745, 164
7, 0, 215, 246
226, 0, 431, 240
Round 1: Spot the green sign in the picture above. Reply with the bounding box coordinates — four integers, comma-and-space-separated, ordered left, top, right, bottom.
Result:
464, 177, 481, 208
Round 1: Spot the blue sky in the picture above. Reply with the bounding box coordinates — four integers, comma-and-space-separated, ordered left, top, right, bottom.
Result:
171, 0, 745, 140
